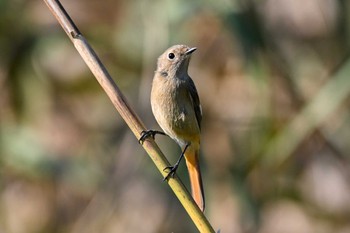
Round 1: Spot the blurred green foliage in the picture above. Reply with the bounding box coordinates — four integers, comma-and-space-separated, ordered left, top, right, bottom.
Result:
1, 0, 350, 232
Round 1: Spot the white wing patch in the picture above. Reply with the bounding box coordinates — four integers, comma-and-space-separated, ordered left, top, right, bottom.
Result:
179, 112, 186, 122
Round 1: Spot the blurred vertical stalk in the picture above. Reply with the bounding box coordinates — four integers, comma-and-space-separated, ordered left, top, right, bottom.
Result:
43, 0, 215, 232
138, 0, 168, 112
263, 57, 350, 166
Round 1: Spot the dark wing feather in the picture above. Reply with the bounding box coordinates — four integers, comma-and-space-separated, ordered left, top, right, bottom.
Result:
187, 77, 202, 130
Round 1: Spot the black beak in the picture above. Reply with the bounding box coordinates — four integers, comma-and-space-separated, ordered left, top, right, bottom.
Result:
185, 47, 197, 55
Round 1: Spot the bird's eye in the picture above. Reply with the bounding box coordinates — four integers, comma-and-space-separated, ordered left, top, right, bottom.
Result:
168, 53, 175, 60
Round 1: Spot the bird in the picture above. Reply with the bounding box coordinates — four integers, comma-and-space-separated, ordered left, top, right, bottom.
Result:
139, 44, 204, 211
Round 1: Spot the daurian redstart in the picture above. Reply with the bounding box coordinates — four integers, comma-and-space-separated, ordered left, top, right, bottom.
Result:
140, 45, 204, 211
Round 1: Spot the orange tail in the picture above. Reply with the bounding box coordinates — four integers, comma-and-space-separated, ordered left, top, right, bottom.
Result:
185, 146, 205, 212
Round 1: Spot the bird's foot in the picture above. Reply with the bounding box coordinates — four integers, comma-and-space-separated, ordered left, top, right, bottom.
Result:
162, 164, 179, 181
138, 130, 166, 144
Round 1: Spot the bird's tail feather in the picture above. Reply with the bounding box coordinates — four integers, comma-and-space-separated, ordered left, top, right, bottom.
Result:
185, 146, 205, 212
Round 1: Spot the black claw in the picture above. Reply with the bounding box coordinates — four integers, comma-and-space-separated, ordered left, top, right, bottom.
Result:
162, 143, 189, 181
162, 165, 179, 181
138, 130, 167, 144
138, 130, 152, 144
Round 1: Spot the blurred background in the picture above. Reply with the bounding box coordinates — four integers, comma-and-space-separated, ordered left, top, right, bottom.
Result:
1, 0, 350, 232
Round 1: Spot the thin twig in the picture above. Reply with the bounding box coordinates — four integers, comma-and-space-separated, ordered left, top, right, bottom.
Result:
43, 0, 215, 232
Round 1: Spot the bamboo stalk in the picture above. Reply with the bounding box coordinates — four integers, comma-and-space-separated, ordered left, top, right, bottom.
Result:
42, 0, 215, 232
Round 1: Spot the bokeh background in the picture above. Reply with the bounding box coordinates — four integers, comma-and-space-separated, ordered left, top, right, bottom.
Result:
1, 0, 350, 232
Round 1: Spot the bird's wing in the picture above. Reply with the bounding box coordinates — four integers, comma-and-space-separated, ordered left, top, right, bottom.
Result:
187, 77, 202, 130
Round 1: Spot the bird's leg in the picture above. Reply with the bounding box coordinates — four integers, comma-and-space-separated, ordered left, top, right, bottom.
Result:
163, 144, 189, 181
138, 130, 167, 144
